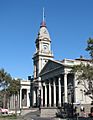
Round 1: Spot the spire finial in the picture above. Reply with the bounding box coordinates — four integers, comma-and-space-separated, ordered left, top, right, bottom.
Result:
43, 7, 45, 22
41, 7, 46, 27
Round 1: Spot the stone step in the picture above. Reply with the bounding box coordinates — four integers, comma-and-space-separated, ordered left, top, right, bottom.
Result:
21, 108, 39, 116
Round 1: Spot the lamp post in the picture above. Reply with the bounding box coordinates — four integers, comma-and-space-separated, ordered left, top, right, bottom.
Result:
28, 76, 34, 107
68, 83, 74, 118
35, 80, 44, 109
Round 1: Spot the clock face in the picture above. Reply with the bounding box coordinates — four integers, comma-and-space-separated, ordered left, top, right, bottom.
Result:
43, 44, 48, 52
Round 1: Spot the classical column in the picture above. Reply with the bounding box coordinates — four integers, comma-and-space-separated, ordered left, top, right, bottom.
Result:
49, 80, 51, 107
10, 95, 13, 109
20, 87, 22, 109
74, 73, 77, 103
34, 65, 36, 78
64, 73, 68, 103
53, 78, 56, 107
33, 90, 36, 106
41, 83, 43, 107
45, 82, 47, 107
17, 93, 20, 109
27, 89, 30, 108
58, 77, 61, 107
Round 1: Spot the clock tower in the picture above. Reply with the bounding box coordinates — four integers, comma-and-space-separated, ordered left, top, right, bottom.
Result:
33, 13, 54, 79
32, 10, 54, 107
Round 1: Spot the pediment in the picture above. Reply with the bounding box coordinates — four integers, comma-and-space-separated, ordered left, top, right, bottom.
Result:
40, 59, 64, 76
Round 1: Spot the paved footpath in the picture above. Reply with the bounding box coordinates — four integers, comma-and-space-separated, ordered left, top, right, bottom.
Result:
1, 116, 93, 120
17, 117, 66, 120
17, 109, 93, 120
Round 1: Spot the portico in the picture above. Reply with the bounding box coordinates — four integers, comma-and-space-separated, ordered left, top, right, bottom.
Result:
39, 59, 75, 108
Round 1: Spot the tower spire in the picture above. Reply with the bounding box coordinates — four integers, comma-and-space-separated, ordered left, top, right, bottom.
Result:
43, 7, 45, 22
41, 7, 46, 27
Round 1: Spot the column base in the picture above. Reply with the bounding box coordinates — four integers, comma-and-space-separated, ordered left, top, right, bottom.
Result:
53, 104, 56, 107
40, 104, 43, 107
49, 104, 51, 107
58, 103, 61, 107
45, 105, 47, 107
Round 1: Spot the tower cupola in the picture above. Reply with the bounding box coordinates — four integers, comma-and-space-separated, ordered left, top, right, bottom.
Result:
36, 8, 51, 42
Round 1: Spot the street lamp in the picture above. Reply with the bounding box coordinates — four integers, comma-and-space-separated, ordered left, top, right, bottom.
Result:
28, 76, 34, 107
68, 83, 74, 118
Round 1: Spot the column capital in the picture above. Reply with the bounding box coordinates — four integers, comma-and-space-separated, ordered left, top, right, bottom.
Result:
58, 76, 61, 80
64, 72, 68, 75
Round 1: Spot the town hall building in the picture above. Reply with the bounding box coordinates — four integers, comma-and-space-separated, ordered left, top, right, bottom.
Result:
31, 12, 93, 117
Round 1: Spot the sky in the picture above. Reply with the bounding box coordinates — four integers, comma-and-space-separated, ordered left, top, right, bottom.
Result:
0, 0, 93, 80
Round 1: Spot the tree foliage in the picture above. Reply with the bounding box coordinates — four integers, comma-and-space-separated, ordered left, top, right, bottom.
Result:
72, 63, 93, 91
86, 37, 93, 59
71, 38, 93, 100
0, 68, 20, 108
8, 78, 20, 95
0, 68, 12, 91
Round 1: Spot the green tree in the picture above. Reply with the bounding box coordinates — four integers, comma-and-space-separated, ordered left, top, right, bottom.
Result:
0, 92, 3, 107
8, 78, 20, 95
7, 78, 20, 115
71, 38, 93, 101
72, 63, 93, 92
0, 68, 12, 108
86, 37, 93, 59
0, 69, 20, 108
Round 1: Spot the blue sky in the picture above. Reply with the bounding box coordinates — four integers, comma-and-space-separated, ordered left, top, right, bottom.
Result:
0, 0, 93, 79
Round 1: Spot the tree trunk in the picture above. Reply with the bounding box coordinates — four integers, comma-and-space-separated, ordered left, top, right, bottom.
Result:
3, 93, 6, 108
